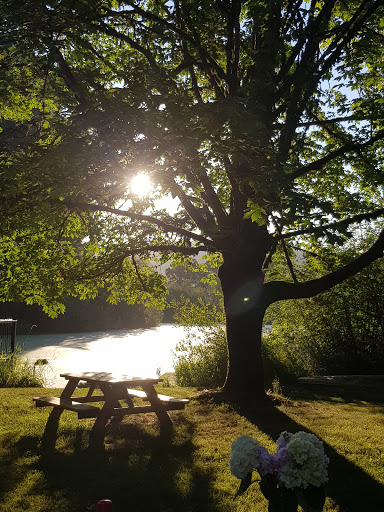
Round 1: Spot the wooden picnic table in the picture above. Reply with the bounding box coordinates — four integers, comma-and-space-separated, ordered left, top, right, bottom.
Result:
33, 371, 188, 447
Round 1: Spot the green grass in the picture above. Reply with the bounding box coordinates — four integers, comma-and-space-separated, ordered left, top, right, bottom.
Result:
0, 384, 383, 511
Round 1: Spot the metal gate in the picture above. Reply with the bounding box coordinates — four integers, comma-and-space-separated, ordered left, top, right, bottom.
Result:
0, 319, 17, 355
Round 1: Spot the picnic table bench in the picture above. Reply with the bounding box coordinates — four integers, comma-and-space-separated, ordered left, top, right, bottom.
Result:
33, 371, 189, 447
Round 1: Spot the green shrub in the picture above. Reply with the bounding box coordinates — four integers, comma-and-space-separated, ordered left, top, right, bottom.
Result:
261, 331, 301, 384
174, 325, 228, 388
265, 235, 384, 377
173, 298, 228, 388
0, 350, 45, 387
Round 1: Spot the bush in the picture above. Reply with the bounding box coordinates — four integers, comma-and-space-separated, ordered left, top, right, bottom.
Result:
172, 297, 297, 389
0, 350, 45, 387
265, 236, 384, 377
174, 233, 384, 387
261, 332, 301, 384
174, 325, 228, 388
173, 298, 228, 388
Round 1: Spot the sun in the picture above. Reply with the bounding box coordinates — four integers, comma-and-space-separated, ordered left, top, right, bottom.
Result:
130, 172, 152, 197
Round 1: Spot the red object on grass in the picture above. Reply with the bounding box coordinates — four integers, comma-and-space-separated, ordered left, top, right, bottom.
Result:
96, 499, 113, 511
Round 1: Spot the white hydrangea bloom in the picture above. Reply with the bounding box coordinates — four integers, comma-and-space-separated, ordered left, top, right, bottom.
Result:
278, 431, 329, 489
229, 435, 260, 479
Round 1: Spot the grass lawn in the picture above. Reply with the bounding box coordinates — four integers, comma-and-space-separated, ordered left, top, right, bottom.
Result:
0, 384, 383, 511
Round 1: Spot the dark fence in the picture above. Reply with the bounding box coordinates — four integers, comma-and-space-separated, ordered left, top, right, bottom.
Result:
0, 319, 17, 355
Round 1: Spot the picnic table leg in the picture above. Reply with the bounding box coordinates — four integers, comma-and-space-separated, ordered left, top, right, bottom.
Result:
89, 412, 110, 449
41, 378, 80, 450
41, 407, 64, 451
142, 384, 173, 431
89, 382, 118, 448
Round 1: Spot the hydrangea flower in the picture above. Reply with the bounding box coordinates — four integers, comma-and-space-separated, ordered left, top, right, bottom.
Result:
229, 430, 329, 511
256, 445, 276, 476
229, 430, 329, 497
278, 431, 329, 489
229, 435, 260, 479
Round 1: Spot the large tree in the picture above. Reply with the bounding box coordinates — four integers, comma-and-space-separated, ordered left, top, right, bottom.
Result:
1, 0, 384, 399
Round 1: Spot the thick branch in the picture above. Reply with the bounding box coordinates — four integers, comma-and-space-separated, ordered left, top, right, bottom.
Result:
277, 208, 384, 240
127, 244, 209, 256
296, 114, 371, 127
59, 200, 213, 246
166, 177, 220, 234
292, 129, 384, 179
193, 165, 229, 224
264, 228, 384, 305
276, 1, 382, 167
131, 254, 146, 289
276, 2, 309, 82
222, 0, 241, 94
49, 46, 88, 106
174, 1, 203, 103
273, 219, 298, 282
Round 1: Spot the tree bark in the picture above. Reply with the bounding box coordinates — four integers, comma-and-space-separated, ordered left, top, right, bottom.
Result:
218, 222, 273, 400
217, 224, 384, 400
222, 298, 267, 400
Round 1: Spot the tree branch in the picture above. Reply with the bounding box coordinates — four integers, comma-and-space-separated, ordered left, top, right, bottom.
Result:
296, 114, 372, 127
277, 207, 384, 240
317, 1, 382, 79
193, 164, 229, 224
107, 2, 228, 83
94, 20, 160, 72
127, 244, 209, 256
292, 129, 384, 179
174, 1, 203, 103
168, 179, 218, 234
273, 218, 298, 282
222, 0, 241, 94
276, 1, 337, 165
49, 46, 89, 106
59, 200, 213, 246
131, 254, 147, 290
264, 227, 384, 305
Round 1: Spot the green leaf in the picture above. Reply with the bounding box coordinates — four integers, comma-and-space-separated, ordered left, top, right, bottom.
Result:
236, 472, 253, 496
244, 202, 266, 225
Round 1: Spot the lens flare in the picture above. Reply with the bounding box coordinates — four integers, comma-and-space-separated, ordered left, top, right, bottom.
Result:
130, 173, 152, 197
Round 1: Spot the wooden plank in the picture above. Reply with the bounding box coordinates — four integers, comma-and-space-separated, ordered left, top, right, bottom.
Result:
111, 402, 186, 415
33, 396, 99, 419
127, 388, 189, 404
72, 395, 106, 403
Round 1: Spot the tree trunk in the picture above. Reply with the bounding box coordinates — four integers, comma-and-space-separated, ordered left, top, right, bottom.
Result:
218, 222, 273, 400
223, 297, 267, 400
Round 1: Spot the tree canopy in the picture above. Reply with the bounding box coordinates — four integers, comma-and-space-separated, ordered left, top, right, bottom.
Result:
1, 0, 384, 396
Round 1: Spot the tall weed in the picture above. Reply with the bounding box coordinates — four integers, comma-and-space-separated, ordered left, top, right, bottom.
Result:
0, 350, 45, 387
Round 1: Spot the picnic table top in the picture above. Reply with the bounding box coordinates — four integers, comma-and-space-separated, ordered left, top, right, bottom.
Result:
60, 371, 162, 386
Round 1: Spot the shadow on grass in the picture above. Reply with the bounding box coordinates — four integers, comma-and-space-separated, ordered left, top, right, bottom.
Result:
287, 383, 384, 407
3, 414, 221, 512
236, 385, 384, 512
